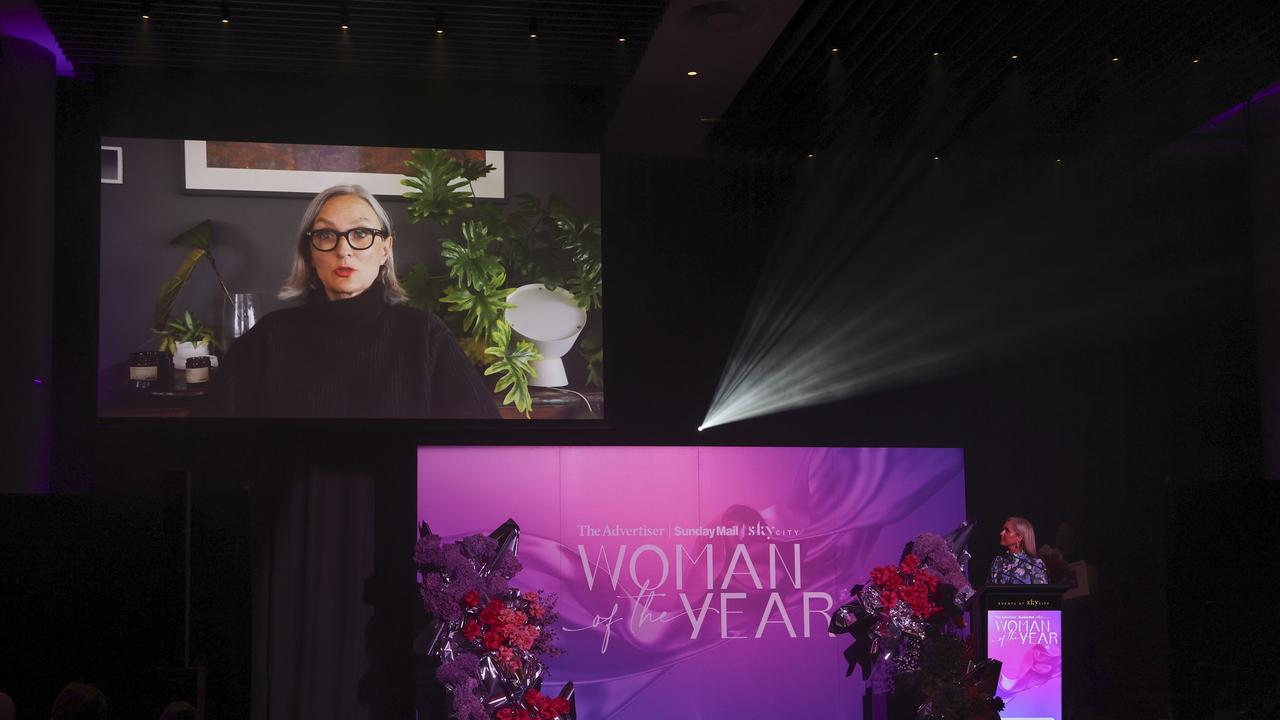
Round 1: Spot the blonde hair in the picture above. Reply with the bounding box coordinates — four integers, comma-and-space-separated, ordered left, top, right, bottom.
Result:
278, 184, 407, 303
1007, 516, 1038, 556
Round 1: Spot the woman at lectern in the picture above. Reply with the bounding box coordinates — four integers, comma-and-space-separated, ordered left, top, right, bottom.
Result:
207, 185, 498, 419
987, 516, 1048, 585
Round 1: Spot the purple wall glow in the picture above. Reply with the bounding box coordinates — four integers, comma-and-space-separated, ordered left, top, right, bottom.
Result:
0, 4, 73, 76
418, 446, 966, 719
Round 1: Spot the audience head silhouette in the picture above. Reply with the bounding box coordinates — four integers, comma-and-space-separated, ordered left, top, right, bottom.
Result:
50, 682, 107, 720
159, 701, 196, 720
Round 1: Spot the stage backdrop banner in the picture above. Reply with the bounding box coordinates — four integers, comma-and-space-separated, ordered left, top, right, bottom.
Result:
417, 446, 966, 719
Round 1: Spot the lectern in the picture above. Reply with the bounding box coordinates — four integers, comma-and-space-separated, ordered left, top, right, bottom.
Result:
973, 585, 1068, 720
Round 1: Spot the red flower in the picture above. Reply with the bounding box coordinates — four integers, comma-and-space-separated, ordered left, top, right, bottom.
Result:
870, 564, 903, 589
521, 689, 568, 719
480, 601, 504, 625
483, 630, 504, 650
496, 645, 522, 671
462, 620, 483, 641
462, 590, 483, 607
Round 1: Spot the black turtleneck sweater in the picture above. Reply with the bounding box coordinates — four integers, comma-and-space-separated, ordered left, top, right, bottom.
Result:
207, 280, 500, 418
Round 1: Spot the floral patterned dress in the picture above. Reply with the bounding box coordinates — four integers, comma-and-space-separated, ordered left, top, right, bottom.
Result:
986, 550, 1048, 585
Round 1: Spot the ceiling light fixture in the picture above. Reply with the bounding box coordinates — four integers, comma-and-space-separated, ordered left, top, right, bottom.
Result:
141, 0, 150, 19
220, 1, 231, 24
340, 8, 349, 30
528, 17, 538, 38
831, 47, 839, 53
687, 70, 698, 76
435, 13, 444, 34
1010, 54, 1019, 60
617, 24, 627, 43
1192, 57, 1200, 64
932, 51, 940, 57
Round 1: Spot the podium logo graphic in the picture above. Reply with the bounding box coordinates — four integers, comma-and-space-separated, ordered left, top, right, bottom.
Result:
994, 598, 1051, 609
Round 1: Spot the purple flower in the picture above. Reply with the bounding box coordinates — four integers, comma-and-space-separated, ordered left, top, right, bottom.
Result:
453, 689, 488, 720
436, 655, 480, 687
494, 553, 523, 580
461, 534, 497, 561
910, 533, 967, 590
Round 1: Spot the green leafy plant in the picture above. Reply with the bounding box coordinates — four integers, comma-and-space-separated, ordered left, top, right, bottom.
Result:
153, 220, 234, 334
155, 310, 219, 355
483, 321, 540, 412
399, 148, 604, 415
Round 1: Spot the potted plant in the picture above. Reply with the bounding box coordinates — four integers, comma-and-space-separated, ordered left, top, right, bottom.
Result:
151, 219, 234, 353
399, 149, 603, 415
156, 310, 220, 369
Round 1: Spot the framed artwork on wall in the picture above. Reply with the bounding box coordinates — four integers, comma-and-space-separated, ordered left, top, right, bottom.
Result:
182, 140, 505, 198
101, 145, 123, 184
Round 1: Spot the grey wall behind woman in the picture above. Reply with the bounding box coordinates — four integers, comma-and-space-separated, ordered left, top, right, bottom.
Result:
98, 138, 600, 378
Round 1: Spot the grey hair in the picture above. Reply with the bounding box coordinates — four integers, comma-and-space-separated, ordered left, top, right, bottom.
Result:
278, 184, 407, 303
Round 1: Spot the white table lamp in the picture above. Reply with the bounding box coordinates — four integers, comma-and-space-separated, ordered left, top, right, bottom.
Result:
505, 284, 587, 387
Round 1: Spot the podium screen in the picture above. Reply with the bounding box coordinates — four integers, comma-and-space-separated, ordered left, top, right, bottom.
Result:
986, 608, 1063, 720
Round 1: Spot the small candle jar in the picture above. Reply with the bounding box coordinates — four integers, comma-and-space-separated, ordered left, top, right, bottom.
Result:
129, 351, 160, 389
184, 355, 212, 386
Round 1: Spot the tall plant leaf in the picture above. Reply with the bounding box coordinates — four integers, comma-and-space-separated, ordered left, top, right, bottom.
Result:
441, 221, 505, 289
399, 261, 449, 316
483, 320, 540, 416
401, 149, 483, 223
440, 275, 515, 340
153, 247, 206, 331
153, 220, 232, 331
171, 219, 213, 251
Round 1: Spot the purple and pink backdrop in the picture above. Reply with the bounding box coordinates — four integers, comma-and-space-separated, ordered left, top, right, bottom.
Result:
417, 446, 966, 719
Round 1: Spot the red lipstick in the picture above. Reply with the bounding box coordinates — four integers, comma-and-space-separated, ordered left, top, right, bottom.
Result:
335, 267, 355, 278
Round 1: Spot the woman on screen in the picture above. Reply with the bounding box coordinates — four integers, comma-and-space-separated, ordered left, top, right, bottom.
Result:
207, 185, 499, 418
987, 516, 1048, 585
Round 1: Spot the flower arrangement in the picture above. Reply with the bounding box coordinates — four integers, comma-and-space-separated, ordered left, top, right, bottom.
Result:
830, 521, 1003, 719
416, 520, 575, 720
868, 553, 943, 620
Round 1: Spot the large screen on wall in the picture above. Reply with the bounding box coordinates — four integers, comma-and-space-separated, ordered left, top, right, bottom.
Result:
416, 446, 967, 719
98, 138, 603, 420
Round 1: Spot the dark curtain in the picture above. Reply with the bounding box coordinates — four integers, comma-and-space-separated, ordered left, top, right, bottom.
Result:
251, 464, 374, 720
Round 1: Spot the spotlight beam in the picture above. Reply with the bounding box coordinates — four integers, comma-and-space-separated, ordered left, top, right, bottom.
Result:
702, 73, 1237, 430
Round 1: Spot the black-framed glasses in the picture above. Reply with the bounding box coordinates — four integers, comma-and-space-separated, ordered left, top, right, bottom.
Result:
305, 227, 387, 251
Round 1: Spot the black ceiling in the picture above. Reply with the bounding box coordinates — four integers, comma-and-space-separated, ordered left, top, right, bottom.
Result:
33, 0, 1280, 152
714, 0, 1280, 150
35, 0, 665, 85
